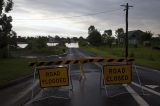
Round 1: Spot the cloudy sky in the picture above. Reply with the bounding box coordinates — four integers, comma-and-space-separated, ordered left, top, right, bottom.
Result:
9, 0, 160, 38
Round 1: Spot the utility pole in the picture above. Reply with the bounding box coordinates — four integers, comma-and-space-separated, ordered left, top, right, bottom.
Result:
121, 3, 133, 58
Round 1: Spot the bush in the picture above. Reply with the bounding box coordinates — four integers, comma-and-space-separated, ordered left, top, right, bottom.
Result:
0, 47, 8, 58
149, 54, 155, 61
152, 46, 160, 50
129, 52, 135, 57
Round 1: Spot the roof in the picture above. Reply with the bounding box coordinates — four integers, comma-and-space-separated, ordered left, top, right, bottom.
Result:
119, 30, 144, 39
128, 30, 144, 39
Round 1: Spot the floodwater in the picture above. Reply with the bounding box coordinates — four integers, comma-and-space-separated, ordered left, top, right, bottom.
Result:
18, 43, 79, 48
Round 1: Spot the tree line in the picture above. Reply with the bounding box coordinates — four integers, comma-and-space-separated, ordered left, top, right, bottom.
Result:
87, 25, 158, 48
87, 25, 126, 47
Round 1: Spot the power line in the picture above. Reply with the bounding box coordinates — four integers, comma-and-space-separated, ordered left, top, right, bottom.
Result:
14, 8, 122, 21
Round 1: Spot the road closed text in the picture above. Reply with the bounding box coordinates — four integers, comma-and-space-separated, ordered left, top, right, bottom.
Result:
39, 67, 69, 88
103, 65, 132, 85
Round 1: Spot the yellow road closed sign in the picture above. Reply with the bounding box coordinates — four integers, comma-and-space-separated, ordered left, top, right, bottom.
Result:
39, 67, 69, 88
103, 65, 132, 85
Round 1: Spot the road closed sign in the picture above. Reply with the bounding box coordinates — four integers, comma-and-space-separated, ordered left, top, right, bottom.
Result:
39, 67, 69, 88
103, 65, 132, 85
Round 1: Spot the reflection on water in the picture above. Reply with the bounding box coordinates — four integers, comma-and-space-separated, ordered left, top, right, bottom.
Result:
17, 44, 28, 48
47, 43, 59, 46
17, 43, 79, 48
65, 43, 79, 48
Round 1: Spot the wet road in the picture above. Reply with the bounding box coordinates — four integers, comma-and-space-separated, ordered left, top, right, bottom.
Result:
24, 48, 160, 106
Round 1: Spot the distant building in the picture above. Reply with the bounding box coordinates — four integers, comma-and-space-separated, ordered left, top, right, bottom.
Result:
48, 37, 55, 43
119, 30, 145, 45
47, 37, 59, 47
151, 37, 160, 48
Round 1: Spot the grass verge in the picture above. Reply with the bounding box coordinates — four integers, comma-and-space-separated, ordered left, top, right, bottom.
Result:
0, 58, 34, 86
0, 45, 68, 86
82, 46, 160, 70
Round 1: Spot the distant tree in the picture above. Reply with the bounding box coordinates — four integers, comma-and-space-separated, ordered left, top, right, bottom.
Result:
72, 37, 78, 42
36, 36, 47, 49
78, 36, 88, 46
102, 29, 114, 47
66, 37, 71, 43
87, 25, 102, 46
0, 0, 13, 58
26, 36, 48, 50
54, 35, 60, 43
102, 29, 112, 44
88, 25, 95, 34
105, 30, 112, 36
115, 28, 124, 46
9, 30, 17, 49
157, 34, 160, 38
140, 31, 153, 44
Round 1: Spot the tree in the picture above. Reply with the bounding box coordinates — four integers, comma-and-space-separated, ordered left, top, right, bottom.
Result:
66, 37, 71, 43
88, 25, 95, 34
78, 36, 88, 46
9, 30, 17, 49
140, 31, 153, 46
102, 29, 114, 47
72, 37, 78, 43
140, 31, 153, 43
115, 28, 124, 46
0, 0, 13, 58
87, 25, 102, 46
54, 35, 60, 42
102, 30, 112, 44
36, 36, 47, 49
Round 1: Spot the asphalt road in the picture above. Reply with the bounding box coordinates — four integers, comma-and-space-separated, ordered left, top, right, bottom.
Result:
24, 48, 160, 106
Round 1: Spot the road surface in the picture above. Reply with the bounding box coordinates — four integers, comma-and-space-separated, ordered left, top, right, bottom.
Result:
25, 48, 160, 106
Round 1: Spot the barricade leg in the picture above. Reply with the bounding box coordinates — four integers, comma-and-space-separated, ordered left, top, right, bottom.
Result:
32, 67, 37, 99
79, 64, 86, 81
68, 64, 73, 98
100, 67, 104, 89
100, 64, 109, 97
134, 64, 145, 95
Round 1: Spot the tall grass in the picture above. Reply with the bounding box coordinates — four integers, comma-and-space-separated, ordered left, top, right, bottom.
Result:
82, 46, 160, 70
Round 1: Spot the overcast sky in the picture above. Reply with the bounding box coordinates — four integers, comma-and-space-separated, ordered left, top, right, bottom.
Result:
9, 0, 160, 38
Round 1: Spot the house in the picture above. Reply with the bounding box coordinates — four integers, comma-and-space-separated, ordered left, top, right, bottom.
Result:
151, 37, 160, 49
119, 30, 145, 45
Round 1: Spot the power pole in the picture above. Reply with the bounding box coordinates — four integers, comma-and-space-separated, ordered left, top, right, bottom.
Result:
121, 3, 133, 58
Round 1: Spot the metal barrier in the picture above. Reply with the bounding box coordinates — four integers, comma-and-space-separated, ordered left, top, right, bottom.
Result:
31, 65, 73, 103
29, 57, 145, 100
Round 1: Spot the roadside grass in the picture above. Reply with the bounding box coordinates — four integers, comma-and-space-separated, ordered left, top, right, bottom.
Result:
0, 46, 68, 86
82, 46, 160, 70
11, 45, 68, 57
0, 58, 34, 86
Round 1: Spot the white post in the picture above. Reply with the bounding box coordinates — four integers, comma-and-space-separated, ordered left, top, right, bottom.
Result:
100, 65, 108, 96
134, 64, 145, 95
32, 67, 37, 98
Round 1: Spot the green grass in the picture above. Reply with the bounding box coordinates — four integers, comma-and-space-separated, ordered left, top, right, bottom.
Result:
82, 46, 160, 70
0, 46, 68, 86
0, 58, 34, 86
11, 46, 68, 57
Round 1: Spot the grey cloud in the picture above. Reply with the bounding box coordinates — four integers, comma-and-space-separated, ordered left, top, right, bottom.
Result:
12, 0, 160, 36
